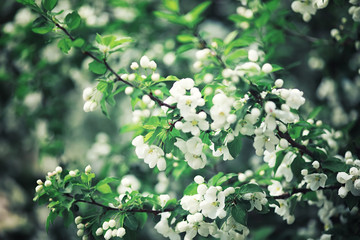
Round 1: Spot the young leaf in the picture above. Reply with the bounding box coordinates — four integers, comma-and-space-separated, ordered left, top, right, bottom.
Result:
231, 205, 247, 225
58, 38, 72, 54
32, 17, 54, 34
96, 183, 112, 194
162, 0, 179, 13
65, 11, 81, 30
42, 0, 58, 11
89, 61, 107, 75
125, 214, 139, 231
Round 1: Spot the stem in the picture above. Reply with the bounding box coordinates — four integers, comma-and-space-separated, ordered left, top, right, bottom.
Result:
273, 185, 339, 199
277, 127, 314, 158
64, 193, 174, 215
53, 21, 175, 110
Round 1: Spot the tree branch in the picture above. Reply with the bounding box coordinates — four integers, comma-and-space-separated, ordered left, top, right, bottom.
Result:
64, 193, 174, 215
276, 127, 314, 158
273, 185, 339, 199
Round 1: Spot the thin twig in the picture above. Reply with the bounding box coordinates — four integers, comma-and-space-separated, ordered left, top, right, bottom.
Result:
277, 127, 314, 158
273, 185, 339, 199
64, 193, 174, 215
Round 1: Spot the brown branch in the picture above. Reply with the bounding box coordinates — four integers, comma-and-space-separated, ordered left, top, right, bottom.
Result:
64, 193, 174, 215
148, 92, 175, 109
273, 185, 339, 199
276, 127, 314, 158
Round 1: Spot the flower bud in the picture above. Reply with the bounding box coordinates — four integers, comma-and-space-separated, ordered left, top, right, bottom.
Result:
140, 56, 150, 68
151, 73, 160, 81
275, 79, 283, 88
125, 87, 133, 95
312, 161, 320, 169
109, 219, 116, 228
82, 87, 93, 101
44, 180, 52, 187
262, 63, 273, 73
85, 165, 92, 173
55, 166, 63, 173
130, 62, 139, 70
149, 60, 157, 70
96, 228, 103, 236
117, 227, 126, 238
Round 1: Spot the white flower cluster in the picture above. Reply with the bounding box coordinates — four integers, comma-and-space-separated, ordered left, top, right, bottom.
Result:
193, 48, 213, 70
155, 176, 250, 240
291, 0, 329, 22
35, 166, 63, 193
132, 135, 166, 171
95, 219, 126, 240
349, 0, 360, 22
74, 216, 89, 240
242, 191, 268, 211
174, 137, 207, 169
117, 174, 141, 195
336, 152, 360, 198
210, 92, 236, 131
166, 78, 209, 137
82, 86, 103, 112
270, 199, 295, 224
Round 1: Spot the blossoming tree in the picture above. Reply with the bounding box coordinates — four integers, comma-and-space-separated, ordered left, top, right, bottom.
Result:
11, 0, 360, 239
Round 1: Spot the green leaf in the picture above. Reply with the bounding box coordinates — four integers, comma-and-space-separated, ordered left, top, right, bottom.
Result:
97, 81, 109, 92
217, 173, 237, 186
226, 48, 247, 62
96, 183, 112, 194
231, 205, 247, 225
125, 214, 139, 231
183, 182, 198, 195
72, 38, 85, 48
162, 0, 179, 12
134, 212, 148, 229
163, 198, 177, 209
184, 1, 211, 28
65, 11, 81, 30
227, 135, 242, 159
252, 226, 275, 240
110, 37, 133, 49
46, 210, 57, 232
89, 61, 107, 75
176, 34, 195, 43
62, 210, 74, 227
208, 172, 224, 186
176, 43, 194, 54
100, 98, 110, 118
57, 38, 72, 54
238, 183, 263, 194
32, 17, 54, 34
42, 0, 58, 11
97, 177, 119, 186
308, 106, 323, 119
323, 157, 348, 172
154, 11, 186, 26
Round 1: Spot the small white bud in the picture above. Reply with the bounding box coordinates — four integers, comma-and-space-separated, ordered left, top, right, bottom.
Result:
197, 184, 207, 195
248, 49, 258, 62
174, 121, 183, 130
203, 73, 214, 83
128, 73, 136, 81
37, 179, 43, 185
109, 219, 116, 228
151, 73, 160, 81
224, 187, 235, 196
89, 101, 98, 111
96, 228, 103, 236
85, 165, 92, 173
245, 170, 253, 177
102, 221, 110, 230
312, 161, 320, 169
104, 229, 112, 240
121, 74, 128, 80
194, 175, 205, 184
130, 62, 139, 70
193, 61, 202, 70
198, 111, 207, 120
262, 63, 273, 73
338, 186, 348, 198
77, 223, 85, 229
349, 167, 359, 176
75, 216, 82, 224
69, 170, 77, 177
142, 95, 151, 104
83, 101, 92, 112
140, 56, 150, 68
274, 79, 283, 88
307, 119, 314, 125
227, 114, 237, 124
44, 180, 52, 187
82, 87, 93, 101
316, 120, 323, 126
35, 185, 43, 192
265, 101, 276, 114
149, 60, 157, 70
301, 169, 308, 176
55, 166, 63, 173
117, 227, 126, 238
125, 87, 134, 95
279, 138, 289, 149
154, 89, 162, 96
251, 108, 261, 118
77, 229, 84, 237
238, 173, 246, 182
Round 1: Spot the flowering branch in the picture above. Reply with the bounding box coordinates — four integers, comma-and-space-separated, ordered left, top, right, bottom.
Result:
64, 193, 174, 215
273, 185, 339, 199
277, 127, 314, 158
